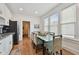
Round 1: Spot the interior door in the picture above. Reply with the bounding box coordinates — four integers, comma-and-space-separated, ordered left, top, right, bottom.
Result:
23, 21, 30, 37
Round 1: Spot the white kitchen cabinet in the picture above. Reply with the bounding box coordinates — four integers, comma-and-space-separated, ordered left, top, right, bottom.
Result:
0, 4, 6, 25
0, 4, 5, 16
0, 16, 5, 25
0, 39, 6, 54
0, 34, 13, 55
4, 36, 10, 54
0, 3, 12, 25
7, 35, 13, 53
4, 4, 12, 25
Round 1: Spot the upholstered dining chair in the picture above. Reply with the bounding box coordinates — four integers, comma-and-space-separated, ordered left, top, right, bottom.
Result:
44, 34, 62, 55
32, 32, 43, 54
44, 32, 55, 54
52, 35, 62, 55
48, 32, 55, 35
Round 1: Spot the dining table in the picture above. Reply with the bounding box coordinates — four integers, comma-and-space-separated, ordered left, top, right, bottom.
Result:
37, 34, 53, 55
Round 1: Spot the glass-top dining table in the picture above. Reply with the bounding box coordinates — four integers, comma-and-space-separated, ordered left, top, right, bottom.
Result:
37, 34, 53, 42
37, 34, 53, 55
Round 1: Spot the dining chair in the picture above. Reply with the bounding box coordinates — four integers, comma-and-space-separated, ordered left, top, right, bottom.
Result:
48, 32, 55, 35
52, 35, 62, 55
32, 32, 43, 54
44, 32, 55, 54
45, 34, 62, 55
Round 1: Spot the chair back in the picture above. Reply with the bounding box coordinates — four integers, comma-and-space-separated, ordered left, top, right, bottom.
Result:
48, 32, 55, 35
33, 33, 38, 45
32, 32, 43, 45
44, 33, 55, 54
52, 35, 62, 54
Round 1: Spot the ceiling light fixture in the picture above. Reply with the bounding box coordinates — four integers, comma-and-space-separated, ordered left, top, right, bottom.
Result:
19, 8, 24, 11
34, 10, 38, 14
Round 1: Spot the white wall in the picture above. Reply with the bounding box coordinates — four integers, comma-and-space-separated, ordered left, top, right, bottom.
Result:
12, 14, 41, 41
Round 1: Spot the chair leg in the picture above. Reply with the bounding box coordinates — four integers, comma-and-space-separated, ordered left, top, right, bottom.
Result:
35, 46, 38, 54
46, 49, 48, 55
32, 41, 35, 49
56, 51, 59, 55
60, 50, 62, 55
53, 53, 54, 55
33, 43, 36, 49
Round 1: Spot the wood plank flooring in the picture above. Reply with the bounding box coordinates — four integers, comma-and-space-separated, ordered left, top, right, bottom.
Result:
10, 37, 74, 55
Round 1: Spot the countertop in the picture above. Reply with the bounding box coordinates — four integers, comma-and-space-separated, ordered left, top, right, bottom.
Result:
0, 32, 15, 40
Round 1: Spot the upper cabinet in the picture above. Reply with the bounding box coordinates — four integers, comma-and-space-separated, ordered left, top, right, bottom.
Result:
0, 4, 5, 16
0, 4, 12, 25
0, 16, 5, 25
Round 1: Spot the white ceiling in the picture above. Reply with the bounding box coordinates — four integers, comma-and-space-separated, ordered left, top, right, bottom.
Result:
6, 3, 59, 16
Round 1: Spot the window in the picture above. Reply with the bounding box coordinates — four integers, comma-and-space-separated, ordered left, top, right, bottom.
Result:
44, 17, 49, 32
61, 5, 76, 38
50, 13, 59, 35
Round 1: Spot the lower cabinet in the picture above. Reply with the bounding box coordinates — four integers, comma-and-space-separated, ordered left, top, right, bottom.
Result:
0, 35, 13, 55
0, 40, 6, 54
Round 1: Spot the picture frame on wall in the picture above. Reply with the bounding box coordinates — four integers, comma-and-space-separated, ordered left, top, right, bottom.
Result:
34, 24, 39, 29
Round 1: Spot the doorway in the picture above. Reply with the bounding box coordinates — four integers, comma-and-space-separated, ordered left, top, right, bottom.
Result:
22, 21, 30, 38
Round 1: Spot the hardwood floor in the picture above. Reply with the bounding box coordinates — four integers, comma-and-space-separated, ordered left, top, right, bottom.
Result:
10, 37, 74, 55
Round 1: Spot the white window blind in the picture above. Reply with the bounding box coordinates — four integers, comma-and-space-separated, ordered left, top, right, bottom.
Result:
61, 5, 76, 38
44, 17, 49, 32
50, 25, 58, 34
50, 13, 59, 34
61, 23, 74, 36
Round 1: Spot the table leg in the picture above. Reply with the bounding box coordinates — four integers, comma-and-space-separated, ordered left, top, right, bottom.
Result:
60, 50, 62, 55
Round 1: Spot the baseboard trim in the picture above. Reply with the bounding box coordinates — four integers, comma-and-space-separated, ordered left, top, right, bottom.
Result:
63, 46, 79, 55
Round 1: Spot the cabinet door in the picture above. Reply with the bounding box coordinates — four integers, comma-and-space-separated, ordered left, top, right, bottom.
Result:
5, 36, 11, 54
7, 35, 13, 52
0, 35, 13, 55
6, 35, 13, 54
0, 39, 7, 55
0, 4, 11, 25
0, 4, 4, 16
0, 16, 5, 25
0, 4, 6, 25
4, 4, 12, 25
3, 4, 9, 25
